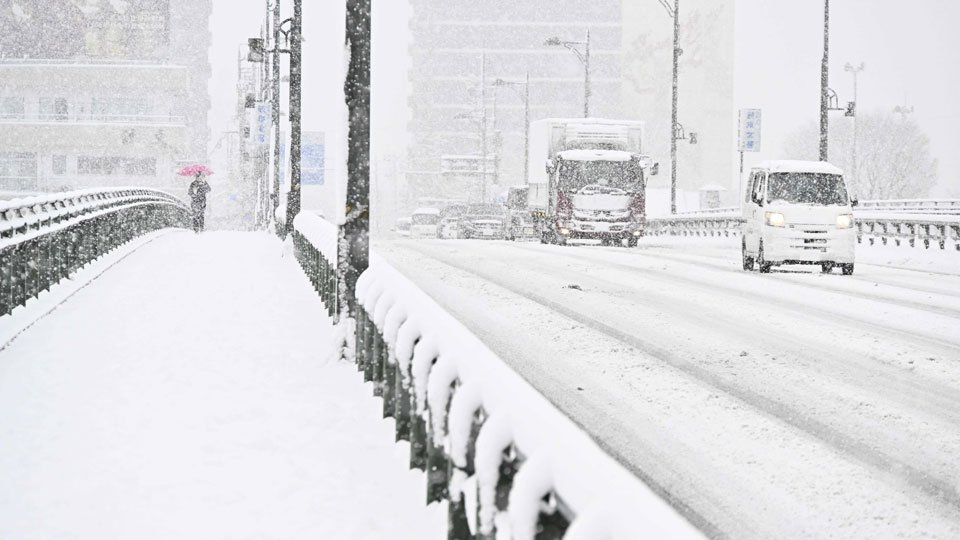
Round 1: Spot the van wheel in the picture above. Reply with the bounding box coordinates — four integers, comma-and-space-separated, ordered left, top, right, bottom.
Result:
758, 243, 772, 274
841, 263, 855, 275
821, 262, 835, 274
742, 242, 755, 271
627, 237, 638, 248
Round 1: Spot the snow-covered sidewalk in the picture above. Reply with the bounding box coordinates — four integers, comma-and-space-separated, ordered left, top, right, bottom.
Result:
0, 231, 443, 539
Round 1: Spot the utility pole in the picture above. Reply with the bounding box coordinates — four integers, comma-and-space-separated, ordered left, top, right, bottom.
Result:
480, 49, 488, 202
670, 0, 680, 214
844, 62, 864, 186
584, 29, 591, 118
340, 0, 371, 318
271, 0, 281, 229
524, 72, 530, 183
819, 0, 830, 161
284, 0, 302, 236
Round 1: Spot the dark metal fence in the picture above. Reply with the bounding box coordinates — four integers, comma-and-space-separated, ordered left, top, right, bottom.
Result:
1, 189, 191, 316
292, 212, 701, 540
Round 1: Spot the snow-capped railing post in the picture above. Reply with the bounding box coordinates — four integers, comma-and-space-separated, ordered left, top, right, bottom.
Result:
289, 221, 701, 538
0, 189, 192, 317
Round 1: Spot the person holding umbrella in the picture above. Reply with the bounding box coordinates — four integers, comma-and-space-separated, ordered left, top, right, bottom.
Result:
179, 165, 213, 232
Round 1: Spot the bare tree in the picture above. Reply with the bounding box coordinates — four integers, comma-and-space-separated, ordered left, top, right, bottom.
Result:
782, 111, 938, 199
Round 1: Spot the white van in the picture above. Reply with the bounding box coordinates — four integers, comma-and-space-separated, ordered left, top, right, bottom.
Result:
410, 207, 441, 239
741, 161, 857, 275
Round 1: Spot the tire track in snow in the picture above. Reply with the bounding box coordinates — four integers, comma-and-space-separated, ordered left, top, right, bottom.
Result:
396, 240, 960, 516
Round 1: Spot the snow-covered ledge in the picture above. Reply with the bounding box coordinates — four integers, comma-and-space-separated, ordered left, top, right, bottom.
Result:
353, 256, 703, 540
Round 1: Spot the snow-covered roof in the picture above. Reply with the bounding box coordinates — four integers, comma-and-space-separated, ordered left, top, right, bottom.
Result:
412, 207, 441, 215
558, 149, 634, 162
755, 160, 844, 175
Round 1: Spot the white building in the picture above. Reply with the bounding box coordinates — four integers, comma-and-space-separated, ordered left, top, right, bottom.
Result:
0, 0, 211, 198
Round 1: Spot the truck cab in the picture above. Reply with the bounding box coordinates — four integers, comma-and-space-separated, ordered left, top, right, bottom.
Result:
741, 160, 857, 274
527, 118, 656, 247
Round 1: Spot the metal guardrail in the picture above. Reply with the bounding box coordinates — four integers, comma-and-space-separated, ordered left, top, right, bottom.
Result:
292, 212, 701, 540
0, 188, 192, 316
646, 212, 960, 252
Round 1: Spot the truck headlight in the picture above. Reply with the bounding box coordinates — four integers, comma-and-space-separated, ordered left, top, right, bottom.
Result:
764, 212, 786, 227
836, 214, 854, 229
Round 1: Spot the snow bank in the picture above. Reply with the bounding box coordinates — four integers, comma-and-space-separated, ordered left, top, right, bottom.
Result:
353, 252, 702, 539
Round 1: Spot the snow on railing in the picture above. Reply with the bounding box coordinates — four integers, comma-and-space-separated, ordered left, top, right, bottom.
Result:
0, 188, 191, 316
645, 211, 960, 252
859, 199, 960, 213
291, 213, 703, 540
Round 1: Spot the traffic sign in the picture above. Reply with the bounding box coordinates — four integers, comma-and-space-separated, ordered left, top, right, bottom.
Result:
738, 109, 762, 152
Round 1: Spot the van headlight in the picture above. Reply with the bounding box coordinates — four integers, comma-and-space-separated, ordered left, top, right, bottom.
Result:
764, 212, 786, 227
836, 214, 854, 229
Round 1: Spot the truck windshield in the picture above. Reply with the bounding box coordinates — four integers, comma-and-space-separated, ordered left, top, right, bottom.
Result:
766, 173, 849, 206
558, 160, 640, 192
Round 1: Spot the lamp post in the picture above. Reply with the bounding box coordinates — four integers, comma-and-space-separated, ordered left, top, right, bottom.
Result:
492, 72, 531, 185
284, 0, 302, 236
544, 30, 590, 118
657, 0, 681, 214
454, 110, 490, 202
819, 0, 830, 161
844, 61, 864, 186
248, 0, 301, 237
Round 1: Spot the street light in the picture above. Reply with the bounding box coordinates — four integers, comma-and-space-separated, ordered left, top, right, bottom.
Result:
819, 0, 830, 161
492, 73, 531, 185
248, 0, 302, 237
657, 0, 681, 214
844, 61, 864, 186
544, 30, 590, 118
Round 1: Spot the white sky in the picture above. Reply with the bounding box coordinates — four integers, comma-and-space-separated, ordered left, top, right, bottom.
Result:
208, 0, 960, 196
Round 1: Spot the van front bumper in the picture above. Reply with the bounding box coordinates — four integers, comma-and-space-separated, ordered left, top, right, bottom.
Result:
762, 225, 855, 264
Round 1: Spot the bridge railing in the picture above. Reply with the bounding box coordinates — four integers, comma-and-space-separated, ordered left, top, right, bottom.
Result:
1, 188, 192, 316
291, 212, 701, 540
648, 209, 960, 251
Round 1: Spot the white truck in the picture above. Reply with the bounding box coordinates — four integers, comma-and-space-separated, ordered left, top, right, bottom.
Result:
525, 118, 657, 246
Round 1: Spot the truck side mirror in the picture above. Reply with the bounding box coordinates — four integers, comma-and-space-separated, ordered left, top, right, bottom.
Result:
545, 159, 555, 175
650, 163, 659, 176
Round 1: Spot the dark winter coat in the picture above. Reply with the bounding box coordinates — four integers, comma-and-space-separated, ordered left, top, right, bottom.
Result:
188, 177, 211, 211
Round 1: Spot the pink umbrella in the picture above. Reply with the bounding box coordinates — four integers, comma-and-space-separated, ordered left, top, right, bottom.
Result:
177, 164, 215, 177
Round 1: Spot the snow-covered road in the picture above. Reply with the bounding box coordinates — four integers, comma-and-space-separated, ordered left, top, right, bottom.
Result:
0, 231, 443, 539
377, 236, 960, 539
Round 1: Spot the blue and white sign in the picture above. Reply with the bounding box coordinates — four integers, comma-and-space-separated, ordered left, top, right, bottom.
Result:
302, 131, 325, 185
255, 102, 270, 146
738, 109, 762, 152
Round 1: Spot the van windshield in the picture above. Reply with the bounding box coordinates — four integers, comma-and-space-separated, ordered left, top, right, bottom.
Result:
767, 173, 848, 206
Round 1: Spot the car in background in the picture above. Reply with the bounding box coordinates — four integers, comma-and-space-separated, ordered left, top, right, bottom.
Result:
410, 207, 441, 238
395, 217, 412, 237
461, 203, 507, 239
438, 204, 468, 239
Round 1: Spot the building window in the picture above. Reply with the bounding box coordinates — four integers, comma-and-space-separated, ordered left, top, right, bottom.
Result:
77, 156, 156, 176
1, 97, 25, 120
52, 155, 67, 175
39, 98, 69, 121
0, 152, 38, 189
